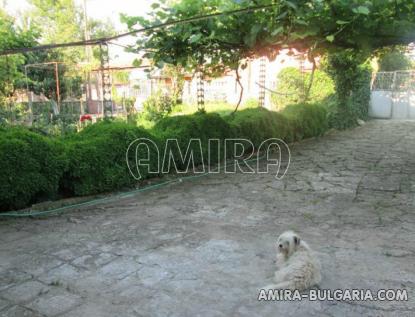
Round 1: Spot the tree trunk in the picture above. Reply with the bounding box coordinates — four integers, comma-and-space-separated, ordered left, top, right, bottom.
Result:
232, 66, 244, 114
304, 56, 316, 103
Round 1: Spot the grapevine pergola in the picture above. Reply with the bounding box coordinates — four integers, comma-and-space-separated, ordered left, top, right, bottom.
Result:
2, 1, 415, 114
122, 0, 415, 110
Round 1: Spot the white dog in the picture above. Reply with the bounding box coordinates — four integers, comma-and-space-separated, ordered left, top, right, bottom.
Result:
264, 231, 321, 291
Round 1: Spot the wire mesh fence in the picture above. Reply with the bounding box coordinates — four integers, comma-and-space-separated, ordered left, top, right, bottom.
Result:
370, 70, 415, 119
371, 71, 415, 92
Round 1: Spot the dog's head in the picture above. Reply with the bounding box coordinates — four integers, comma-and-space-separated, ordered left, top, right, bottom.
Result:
276, 230, 301, 257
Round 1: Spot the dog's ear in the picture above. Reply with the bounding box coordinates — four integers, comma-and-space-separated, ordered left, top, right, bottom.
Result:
293, 235, 300, 245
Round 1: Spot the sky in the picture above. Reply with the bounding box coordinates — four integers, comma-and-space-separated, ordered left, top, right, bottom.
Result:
2, 0, 153, 28
1, 0, 155, 63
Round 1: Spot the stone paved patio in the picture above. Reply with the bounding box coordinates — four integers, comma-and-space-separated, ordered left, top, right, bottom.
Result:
1, 120, 415, 317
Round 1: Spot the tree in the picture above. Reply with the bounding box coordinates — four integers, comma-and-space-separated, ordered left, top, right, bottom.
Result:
163, 64, 185, 104
123, 0, 415, 110
26, 0, 116, 103
24, 50, 83, 102
1, 1, 117, 127
378, 48, 413, 71
29, 0, 84, 63
0, 9, 38, 115
88, 17, 116, 63
271, 67, 334, 110
124, 0, 415, 65
121, 0, 251, 109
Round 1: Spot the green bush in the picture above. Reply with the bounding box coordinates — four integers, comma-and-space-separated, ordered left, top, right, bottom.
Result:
350, 64, 371, 120
0, 102, 333, 210
271, 67, 335, 110
172, 102, 234, 116
324, 96, 360, 130
143, 91, 174, 122
0, 127, 66, 211
63, 121, 160, 196
378, 50, 413, 71
281, 103, 328, 140
153, 112, 234, 168
113, 96, 137, 123
226, 108, 293, 147
243, 98, 260, 109
324, 52, 372, 129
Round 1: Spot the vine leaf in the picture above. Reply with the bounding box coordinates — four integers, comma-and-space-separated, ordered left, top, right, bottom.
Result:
326, 35, 335, 42
353, 6, 370, 15
189, 34, 202, 44
271, 26, 284, 36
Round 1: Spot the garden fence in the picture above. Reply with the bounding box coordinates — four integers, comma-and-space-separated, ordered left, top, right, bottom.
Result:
370, 70, 415, 119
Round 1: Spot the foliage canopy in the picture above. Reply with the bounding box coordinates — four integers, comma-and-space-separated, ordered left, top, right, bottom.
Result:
378, 49, 413, 71
123, 0, 415, 75
0, 9, 38, 101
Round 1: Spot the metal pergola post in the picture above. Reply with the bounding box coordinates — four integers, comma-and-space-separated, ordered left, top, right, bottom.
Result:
24, 65, 33, 124
258, 57, 267, 107
99, 42, 113, 117
196, 69, 205, 111
54, 62, 61, 111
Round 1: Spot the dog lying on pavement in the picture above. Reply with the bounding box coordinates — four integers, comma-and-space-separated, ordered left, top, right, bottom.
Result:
263, 230, 321, 291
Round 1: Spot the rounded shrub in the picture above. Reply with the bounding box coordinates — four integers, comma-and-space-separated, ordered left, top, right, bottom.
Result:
142, 91, 174, 122
226, 108, 293, 147
281, 103, 328, 140
153, 112, 234, 168
378, 50, 413, 71
0, 127, 66, 211
63, 121, 161, 196
243, 98, 260, 109
271, 67, 335, 111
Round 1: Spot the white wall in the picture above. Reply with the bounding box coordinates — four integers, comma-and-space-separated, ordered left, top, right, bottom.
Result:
182, 49, 314, 108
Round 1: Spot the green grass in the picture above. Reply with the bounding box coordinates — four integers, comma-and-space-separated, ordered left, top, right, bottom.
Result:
173, 100, 259, 117
173, 102, 234, 116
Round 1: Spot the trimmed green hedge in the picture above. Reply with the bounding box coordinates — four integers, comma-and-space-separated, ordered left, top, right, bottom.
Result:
226, 108, 293, 146
153, 112, 234, 168
63, 121, 161, 196
0, 127, 66, 211
0, 104, 329, 211
281, 103, 328, 140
